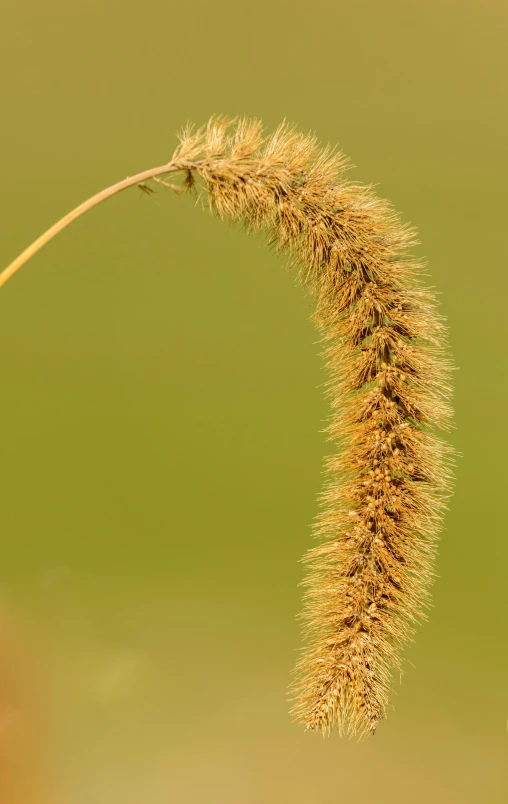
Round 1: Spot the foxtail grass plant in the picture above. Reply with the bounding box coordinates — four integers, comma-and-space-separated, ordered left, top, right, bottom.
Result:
1, 117, 454, 738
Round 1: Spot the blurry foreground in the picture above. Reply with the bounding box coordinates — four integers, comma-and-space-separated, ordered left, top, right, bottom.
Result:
1, 0, 507, 800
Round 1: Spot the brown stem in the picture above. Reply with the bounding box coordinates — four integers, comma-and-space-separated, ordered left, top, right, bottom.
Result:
0, 160, 189, 290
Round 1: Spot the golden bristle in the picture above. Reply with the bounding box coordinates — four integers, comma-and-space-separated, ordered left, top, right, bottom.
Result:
172, 118, 454, 737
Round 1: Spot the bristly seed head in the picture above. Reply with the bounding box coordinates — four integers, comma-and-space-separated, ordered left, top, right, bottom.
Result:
171, 117, 454, 739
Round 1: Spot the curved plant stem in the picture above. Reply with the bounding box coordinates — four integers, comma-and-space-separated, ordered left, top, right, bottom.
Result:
0, 161, 187, 289
0, 118, 454, 738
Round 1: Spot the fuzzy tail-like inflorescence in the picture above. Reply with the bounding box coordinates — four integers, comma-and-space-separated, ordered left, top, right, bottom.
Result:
170, 118, 454, 738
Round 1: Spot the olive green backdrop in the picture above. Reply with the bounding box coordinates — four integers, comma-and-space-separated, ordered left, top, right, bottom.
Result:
1, 0, 506, 801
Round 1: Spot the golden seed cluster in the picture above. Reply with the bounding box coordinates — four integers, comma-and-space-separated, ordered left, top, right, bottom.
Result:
167, 117, 454, 738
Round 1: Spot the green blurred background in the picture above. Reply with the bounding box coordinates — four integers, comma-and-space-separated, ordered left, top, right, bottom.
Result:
0, 0, 507, 801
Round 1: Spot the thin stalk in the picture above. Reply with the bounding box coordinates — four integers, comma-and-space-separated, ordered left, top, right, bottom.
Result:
0, 161, 188, 290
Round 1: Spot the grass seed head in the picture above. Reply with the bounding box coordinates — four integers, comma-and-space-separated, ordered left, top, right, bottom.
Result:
172, 118, 454, 738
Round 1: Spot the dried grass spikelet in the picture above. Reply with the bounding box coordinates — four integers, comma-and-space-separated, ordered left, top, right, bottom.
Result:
171, 118, 454, 737
1, 116, 454, 739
